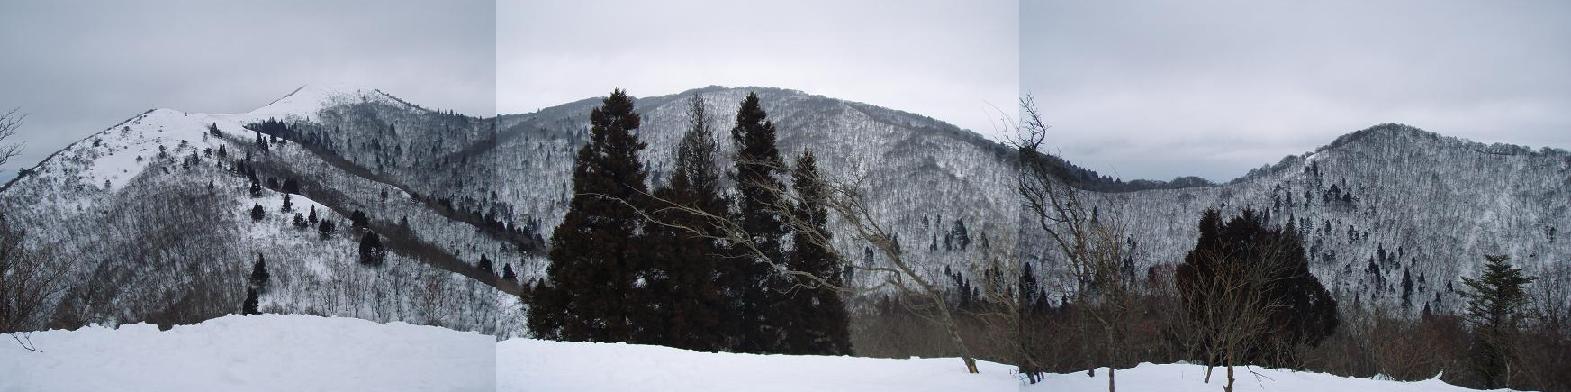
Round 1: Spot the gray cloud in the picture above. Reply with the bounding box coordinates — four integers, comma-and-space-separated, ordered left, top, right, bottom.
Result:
0, 0, 495, 178
498, 0, 1019, 140
1023, 0, 1571, 182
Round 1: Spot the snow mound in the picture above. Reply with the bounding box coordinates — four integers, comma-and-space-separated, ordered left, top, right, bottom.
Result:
1, 315, 494, 391
496, 339, 1019, 392
1025, 363, 1514, 392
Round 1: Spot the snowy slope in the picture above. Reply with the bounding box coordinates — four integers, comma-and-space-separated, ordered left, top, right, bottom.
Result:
0, 315, 494, 391
0, 85, 523, 336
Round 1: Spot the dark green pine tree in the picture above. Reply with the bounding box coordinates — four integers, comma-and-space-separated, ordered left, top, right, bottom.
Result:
1460, 254, 1535, 389
728, 92, 790, 353
778, 150, 852, 355
358, 231, 385, 266
249, 253, 270, 293
638, 93, 733, 350
1175, 209, 1338, 366
241, 287, 260, 315
528, 89, 650, 343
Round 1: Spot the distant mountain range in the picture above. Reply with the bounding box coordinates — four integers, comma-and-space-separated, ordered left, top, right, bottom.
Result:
3, 85, 1565, 334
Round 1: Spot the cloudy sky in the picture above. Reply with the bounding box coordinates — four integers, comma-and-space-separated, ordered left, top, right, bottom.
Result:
1025, 0, 1571, 182
0, 0, 495, 179
499, 0, 1020, 138
5, 1, 1566, 184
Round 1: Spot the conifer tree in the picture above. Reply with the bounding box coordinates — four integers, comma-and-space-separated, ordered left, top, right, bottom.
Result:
529, 89, 650, 343
249, 253, 270, 293
478, 254, 495, 285
779, 150, 851, 355
308, 206, 319, 224
640, 93, 731, 350
350, 210, 369, 229
318, 220, 335, 240
728, 92, 790, 353
1461, 254, 1535, 388
1176, 209, 1337, 367
359, 231, 385, 266
248, 175, 262, 197
250, 204, 265, 221
281, 194, 293, 213
502, 263, 517, 282
242, 287, 260, 315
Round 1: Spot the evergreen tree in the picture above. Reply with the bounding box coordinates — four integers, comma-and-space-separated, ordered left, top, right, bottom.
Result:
249, 253, 270, 294
248, 175, 262, 197
308, 206, 319, 224
242, 287, 260, 315
1460, 254, 1535, 388
1175, 209, 1338, 366
778, 150, 851, 355
639, 93, 732, 350
728, 92, 790, 353
350, 210, 369, 229
502, 263, 517, 282
474, 254, 493, 282
318, 220, 335, 240
358, 231, 386, 266
528, 89, 651, 343
250, 204, 265, 221
281, 194, 293, 213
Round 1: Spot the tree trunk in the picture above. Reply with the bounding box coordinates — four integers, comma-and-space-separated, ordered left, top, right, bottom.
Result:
936, 305, 979, 374
1204, 365, 1213, 383
1108, 366, 1116, 392
1224, 353, 1236, 392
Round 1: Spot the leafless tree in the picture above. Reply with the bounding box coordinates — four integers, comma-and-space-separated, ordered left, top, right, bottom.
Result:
1011, 95, 1143, 391
2, 110, 69, 350
1181, 238, 1295, 392
0, 109, 21, 167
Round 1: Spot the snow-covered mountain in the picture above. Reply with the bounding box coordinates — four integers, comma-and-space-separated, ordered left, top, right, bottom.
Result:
0, 85, 525, 336
484, 87, 1571, 313
3, 85, 1564, 336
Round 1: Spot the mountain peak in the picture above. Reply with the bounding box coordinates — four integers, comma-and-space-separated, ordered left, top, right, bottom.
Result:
245, 84, 396, 120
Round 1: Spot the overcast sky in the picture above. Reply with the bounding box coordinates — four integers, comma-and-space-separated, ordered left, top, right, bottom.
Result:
1024, 1, 1571, 182
6, 2, 1566, 184
499, 0, 1020, 139
0, 0, 495, 179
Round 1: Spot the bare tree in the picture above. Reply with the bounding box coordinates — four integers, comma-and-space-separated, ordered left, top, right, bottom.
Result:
1180, 235, 1296, 392
1011, 95, 1142, 390
2, 110, 69, 350
0, 109, 21, 168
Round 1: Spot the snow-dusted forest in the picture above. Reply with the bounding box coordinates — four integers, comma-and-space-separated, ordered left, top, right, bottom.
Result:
1, 86, 1565, 391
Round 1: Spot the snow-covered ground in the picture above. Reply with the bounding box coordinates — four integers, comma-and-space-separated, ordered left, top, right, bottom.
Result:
2, 315, 1516, 391
1025, 363, 1513, 392
497, 339, 1019, 392
1, 315, 495, 391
